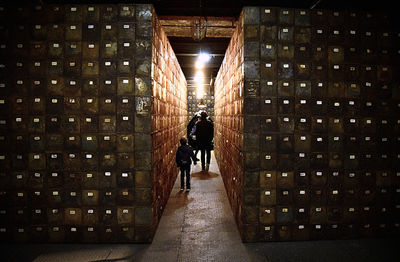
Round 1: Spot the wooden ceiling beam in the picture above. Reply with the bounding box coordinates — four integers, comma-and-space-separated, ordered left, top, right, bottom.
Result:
159, 16, 236, 38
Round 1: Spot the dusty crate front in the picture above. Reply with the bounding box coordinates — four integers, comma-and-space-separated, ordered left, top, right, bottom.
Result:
215, 7, 400, 242
0, 3, 187, 243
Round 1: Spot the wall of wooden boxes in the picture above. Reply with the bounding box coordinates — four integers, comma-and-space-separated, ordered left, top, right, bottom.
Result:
0, 3, 187, 243
187, 87, 214, 122
215, 7, 400, 242
214, 13, 244, 232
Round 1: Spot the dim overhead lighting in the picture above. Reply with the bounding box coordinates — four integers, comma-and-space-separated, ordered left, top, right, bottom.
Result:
194, 71, 204, 83
196, 84, 204, 99
198, 52, 210, 63
195, 60, 205, 69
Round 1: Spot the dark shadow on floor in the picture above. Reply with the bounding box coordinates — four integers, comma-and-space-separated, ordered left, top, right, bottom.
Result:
191, 171, 219, 180
0, 243, 149, 262
164, 190, 194, 213
243, 237, 400, 262
90, 254, 134, 262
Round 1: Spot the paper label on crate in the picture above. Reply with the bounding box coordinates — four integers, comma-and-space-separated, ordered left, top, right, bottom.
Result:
104, 136, 110, 141
86, 154, 92, 159
265, 63, 271, 68
52, 191, 59, 196
106, 209, 112, 214
123, 24, 130, 29
70, 25, 76, 30
70, 192, 76, 196
123, 42, 130, 47
265, 191, 271, 196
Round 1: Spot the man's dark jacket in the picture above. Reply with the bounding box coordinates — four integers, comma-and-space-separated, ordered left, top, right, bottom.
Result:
195, 118, 214, 150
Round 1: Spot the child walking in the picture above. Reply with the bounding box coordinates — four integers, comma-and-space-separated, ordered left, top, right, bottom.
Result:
176, 137, 197, 191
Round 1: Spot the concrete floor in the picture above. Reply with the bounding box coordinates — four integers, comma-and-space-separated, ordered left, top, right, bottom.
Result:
1, 152, 398, 262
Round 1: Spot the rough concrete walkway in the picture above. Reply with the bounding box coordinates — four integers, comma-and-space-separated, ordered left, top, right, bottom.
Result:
1, 152, 398, 262
138, 152, 263, 262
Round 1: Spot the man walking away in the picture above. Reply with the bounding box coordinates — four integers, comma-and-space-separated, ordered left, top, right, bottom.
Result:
176, 137, 197, 191
195, 111, 214, 171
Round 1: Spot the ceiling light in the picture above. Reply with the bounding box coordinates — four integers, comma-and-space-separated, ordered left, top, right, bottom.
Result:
196, 84, 204, 99
198, 52, 210, 63
195, 60, 205, 69
194, 71, 204, 83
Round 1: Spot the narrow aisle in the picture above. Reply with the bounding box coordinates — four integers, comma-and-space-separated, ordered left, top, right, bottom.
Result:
139, 152, 264, 262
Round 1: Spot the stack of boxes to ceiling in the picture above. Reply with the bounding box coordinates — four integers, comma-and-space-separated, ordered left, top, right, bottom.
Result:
214, 13, 245, 229
0, 3, 187, 243
151, 8, 187, 227
215, 6, 400, 242
187, 88, 215, 122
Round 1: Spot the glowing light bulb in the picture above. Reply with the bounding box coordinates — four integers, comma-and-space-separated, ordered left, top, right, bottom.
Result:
195, 60, 205, 69
198, 52, 210, 63
194, 71, 204, 83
